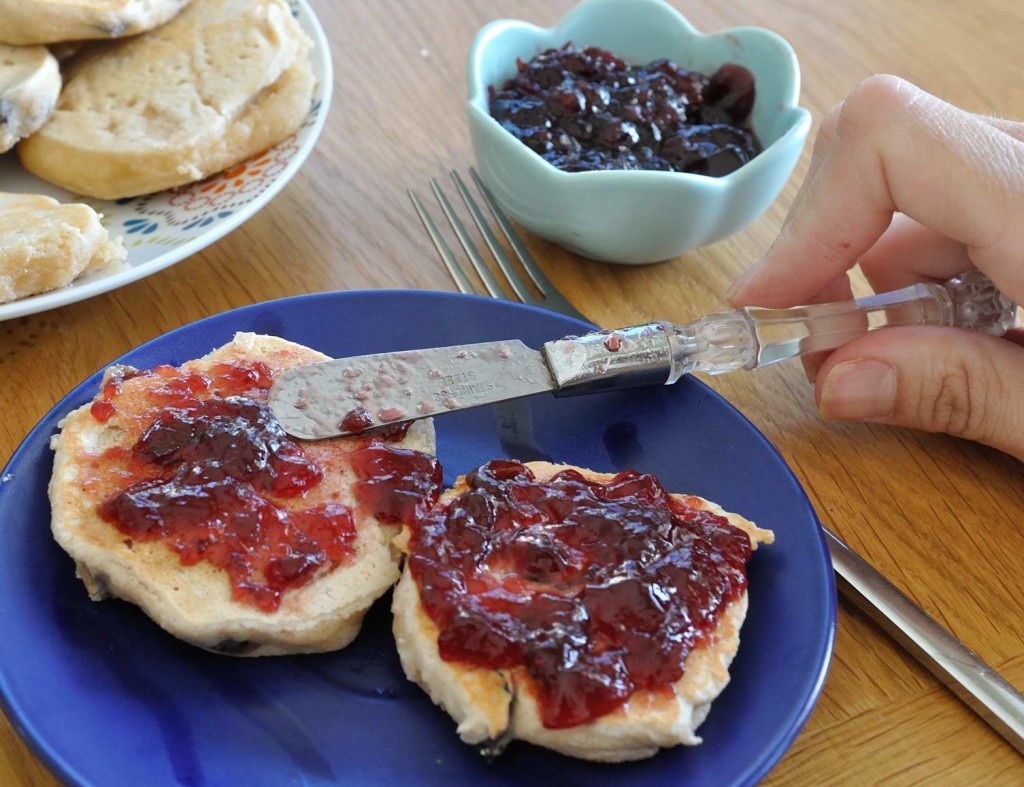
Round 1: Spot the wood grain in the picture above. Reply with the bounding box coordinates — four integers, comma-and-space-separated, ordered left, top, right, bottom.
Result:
2, 0, 1023, 784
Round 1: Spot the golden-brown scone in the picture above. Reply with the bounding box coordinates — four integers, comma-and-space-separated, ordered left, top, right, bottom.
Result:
0, 43, 60, 152
392, 461, 774, 762
0, 192, 125, 304
18, 0, 313, 199
50, 333, 436, 657
0, 0, 192, 46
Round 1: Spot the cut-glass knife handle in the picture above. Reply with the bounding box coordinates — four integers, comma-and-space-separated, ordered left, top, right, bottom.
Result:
668, 270, 1016, 380
545, 271, 1015, 392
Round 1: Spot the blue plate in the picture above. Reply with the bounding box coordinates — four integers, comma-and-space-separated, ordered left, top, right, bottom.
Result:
0, 290, 835, 786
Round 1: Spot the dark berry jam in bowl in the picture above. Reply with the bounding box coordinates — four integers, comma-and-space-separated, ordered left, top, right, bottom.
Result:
467, 0, 811, 263
489, 47, 762, 177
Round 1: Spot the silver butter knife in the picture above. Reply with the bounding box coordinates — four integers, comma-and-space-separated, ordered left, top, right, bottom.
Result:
269, 271, 1015, 440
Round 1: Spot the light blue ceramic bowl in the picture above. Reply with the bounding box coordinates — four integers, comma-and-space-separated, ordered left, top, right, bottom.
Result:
467, 0, 811, 264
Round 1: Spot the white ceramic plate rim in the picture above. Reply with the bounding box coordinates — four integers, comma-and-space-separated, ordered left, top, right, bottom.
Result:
0, 0, 333, 322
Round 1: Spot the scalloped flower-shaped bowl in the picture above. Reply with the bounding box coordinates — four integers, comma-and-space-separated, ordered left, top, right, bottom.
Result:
467, 0, 811, 264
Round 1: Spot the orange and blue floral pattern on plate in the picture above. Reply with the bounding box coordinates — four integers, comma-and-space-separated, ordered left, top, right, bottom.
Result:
110, 97, 321, 246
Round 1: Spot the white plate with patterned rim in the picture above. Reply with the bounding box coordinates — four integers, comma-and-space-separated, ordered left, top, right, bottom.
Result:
0, 0, 332, 322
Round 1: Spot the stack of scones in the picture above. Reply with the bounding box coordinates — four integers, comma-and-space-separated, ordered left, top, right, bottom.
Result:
0, 0, 314, 303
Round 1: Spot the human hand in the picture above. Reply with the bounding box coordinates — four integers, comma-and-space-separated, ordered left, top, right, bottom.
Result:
727, 75, 1024, 460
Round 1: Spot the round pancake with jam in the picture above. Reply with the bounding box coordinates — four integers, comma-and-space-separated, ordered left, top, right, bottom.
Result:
49, 332, 441, 656
392, 460, 774, 762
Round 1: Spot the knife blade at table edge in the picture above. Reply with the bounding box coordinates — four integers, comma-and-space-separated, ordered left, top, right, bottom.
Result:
825, 530, 1024, 754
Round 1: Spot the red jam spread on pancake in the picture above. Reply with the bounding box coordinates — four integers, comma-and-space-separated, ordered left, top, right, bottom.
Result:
90, 360, 439, 612
350, 443, 443, 527
407, 459, 754, 729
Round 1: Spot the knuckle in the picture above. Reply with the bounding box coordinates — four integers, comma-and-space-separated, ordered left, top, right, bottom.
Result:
917, 354, 992, 438
986, 116, 1024, 146
837, 74, 922, 135
926, 368, 973, 436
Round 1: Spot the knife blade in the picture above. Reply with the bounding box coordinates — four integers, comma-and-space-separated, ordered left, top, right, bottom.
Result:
269, 324, 678, 440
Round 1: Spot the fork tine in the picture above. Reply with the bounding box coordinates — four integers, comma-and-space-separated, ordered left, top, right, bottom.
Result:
414, 170, 590, 324
468, 168, 589, 322
469, 168, 549, 294
407, 188, 475, 295
428, 178, 506, 299
450, 171, 540, 307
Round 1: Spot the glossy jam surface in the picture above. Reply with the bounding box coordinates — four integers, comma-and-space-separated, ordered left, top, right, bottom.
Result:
90, 357, 434, 612
340, 406, 375, 434
408, 460, 753, 728
489, 44, 761, 175
350, 443, 443, 527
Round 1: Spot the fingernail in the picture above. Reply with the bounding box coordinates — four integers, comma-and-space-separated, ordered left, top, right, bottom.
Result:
819, 360, 897, 420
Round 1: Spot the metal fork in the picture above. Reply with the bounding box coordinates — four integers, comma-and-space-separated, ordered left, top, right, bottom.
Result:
408, 173, 1024, 755
408, 169, 589, 323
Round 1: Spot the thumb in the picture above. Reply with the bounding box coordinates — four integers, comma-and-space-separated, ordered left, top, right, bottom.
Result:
815, 326, 1024, 460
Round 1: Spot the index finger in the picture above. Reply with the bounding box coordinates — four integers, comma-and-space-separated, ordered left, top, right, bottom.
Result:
729, 75, 1024, 308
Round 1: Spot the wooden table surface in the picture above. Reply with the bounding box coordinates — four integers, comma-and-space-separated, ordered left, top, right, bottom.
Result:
3, 0, 1023, 783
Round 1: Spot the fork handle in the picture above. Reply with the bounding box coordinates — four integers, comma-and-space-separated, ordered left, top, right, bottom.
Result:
544, 272, 1016, 391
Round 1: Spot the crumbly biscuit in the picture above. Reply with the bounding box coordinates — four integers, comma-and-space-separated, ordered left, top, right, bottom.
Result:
0, 192, 125, 304
50, 333, 436, 657
0, 43, 60, 152
0, 0, 192, 47
392, 461, 774, 762
19, 0, 313, 199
